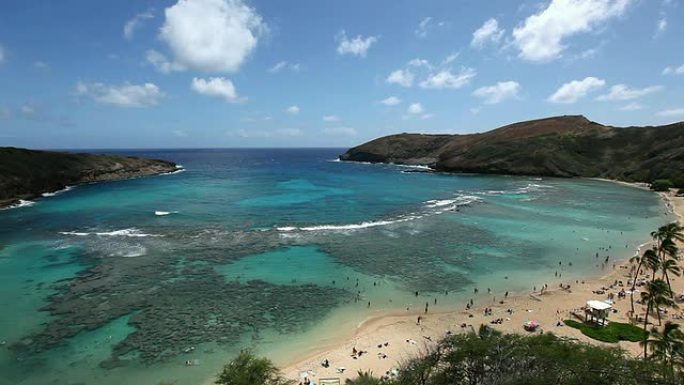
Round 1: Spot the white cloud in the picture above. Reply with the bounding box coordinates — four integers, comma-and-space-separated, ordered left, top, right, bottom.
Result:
380, 96, 402, 106
656, 108, 684, 117
0, 45, 5, 64
323, 127, 357, 136
286, 105, 300, 115
407, 103, 424, 115
408, 58, 432, 69
191, 77, 243, 102
159, 0, 265, 73
471, 18, 504, 48
322, 115, 340, 122
513, 0, 631, 62
655, 17, 667, 36
75, 81, 164, 107
336, 30, 378, 57
146, 49, 185, 73
123, 10, 154, 40
33, 61, 49, 70
618, 102, 643, 111
419, 67, 476, 89
386, 69, 414, 87
548, 76, 605, 104
274, 128, 302, 136
20, 105, 35, 115
173, 129, 188, 137
472, 81, 521, 104
596, 84, 663, 101
663, 64, 684, 75
268, 60, 300, 73
415, 17, 432, 38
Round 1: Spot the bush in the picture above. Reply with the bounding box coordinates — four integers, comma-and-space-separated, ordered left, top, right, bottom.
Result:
390, 331, 670, 385
651, 179, 674, 192
678, 188, 684, 197
215, 350, 293, 385
564, 320, 646, 343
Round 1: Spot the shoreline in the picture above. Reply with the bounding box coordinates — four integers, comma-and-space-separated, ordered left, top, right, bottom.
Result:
279, 183, 684, 382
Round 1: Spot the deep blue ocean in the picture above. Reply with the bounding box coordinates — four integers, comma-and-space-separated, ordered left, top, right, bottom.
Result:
0, 148, 671, 385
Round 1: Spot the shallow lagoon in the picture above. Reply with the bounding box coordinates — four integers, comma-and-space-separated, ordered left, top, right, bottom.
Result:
0, 149, 671, 385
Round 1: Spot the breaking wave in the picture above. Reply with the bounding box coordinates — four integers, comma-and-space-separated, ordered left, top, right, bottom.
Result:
42, 186, 74, 197
276, 195, 481, 233
59, 228, 162, 238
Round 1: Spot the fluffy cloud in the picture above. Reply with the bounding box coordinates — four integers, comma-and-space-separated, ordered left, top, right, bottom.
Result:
513, 0, 631, 62
191, 77, 243, 102
146, 49, 185, 73
75, 81, 164, 107
656, 108, 684, 117
123, 10, 154, 40
471, 18, 504, 48
663, 64, 684, 75
268, 61, 300, 73
596, 84, 662, 101
548, 77, 605, 104
322, 115, 340, 122
380, 96, 401, 106
407, 103, 424, 115
159, 0, 266, 73
336, 30, 378, 57
419, 67, 476, 89
472, 81, 521, 104
386, 69, 414, 87
0, 45, 5, 64
323, 127, 357, 136
286, 105, 300, 115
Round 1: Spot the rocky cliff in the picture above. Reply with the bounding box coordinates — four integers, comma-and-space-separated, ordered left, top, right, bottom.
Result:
0, 147, 178, 207
340, 115, 684, 186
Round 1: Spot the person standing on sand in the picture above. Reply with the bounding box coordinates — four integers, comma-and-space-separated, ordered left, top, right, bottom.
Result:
417, 315, 422, 325
425, 302, 429, 313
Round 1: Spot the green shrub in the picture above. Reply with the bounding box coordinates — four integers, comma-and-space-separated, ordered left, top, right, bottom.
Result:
215, 350, 292, 385
651, 179, 674, 192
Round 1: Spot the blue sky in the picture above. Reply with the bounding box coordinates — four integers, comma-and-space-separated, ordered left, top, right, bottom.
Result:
0, 0, 683, 149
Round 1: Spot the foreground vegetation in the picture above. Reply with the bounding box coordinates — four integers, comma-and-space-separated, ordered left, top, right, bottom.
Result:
216, 328, 679, 385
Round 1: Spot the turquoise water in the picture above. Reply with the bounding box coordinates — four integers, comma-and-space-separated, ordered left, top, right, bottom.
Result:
0, 148, 671, 385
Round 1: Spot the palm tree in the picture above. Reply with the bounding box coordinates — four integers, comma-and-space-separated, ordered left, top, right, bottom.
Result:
215, 350, 293, 385
629, 251, 647, 317
641, 279, 675, 357
651, 222, 684, 246
642, 322, 684, 381
661, 258, 681, 291
345, 371, 383, 385
643, 248, 661, 281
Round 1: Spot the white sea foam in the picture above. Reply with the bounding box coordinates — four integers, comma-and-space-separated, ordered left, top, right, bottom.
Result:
161, 165, 186, 176
42, 186, 74, 197
154, 211, 178, 216
276, 194, 481, 233
60, 228, 162, 238
2, 200, 35, 210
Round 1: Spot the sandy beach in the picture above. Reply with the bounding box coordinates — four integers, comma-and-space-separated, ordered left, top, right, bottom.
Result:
281, 187, 684, 383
